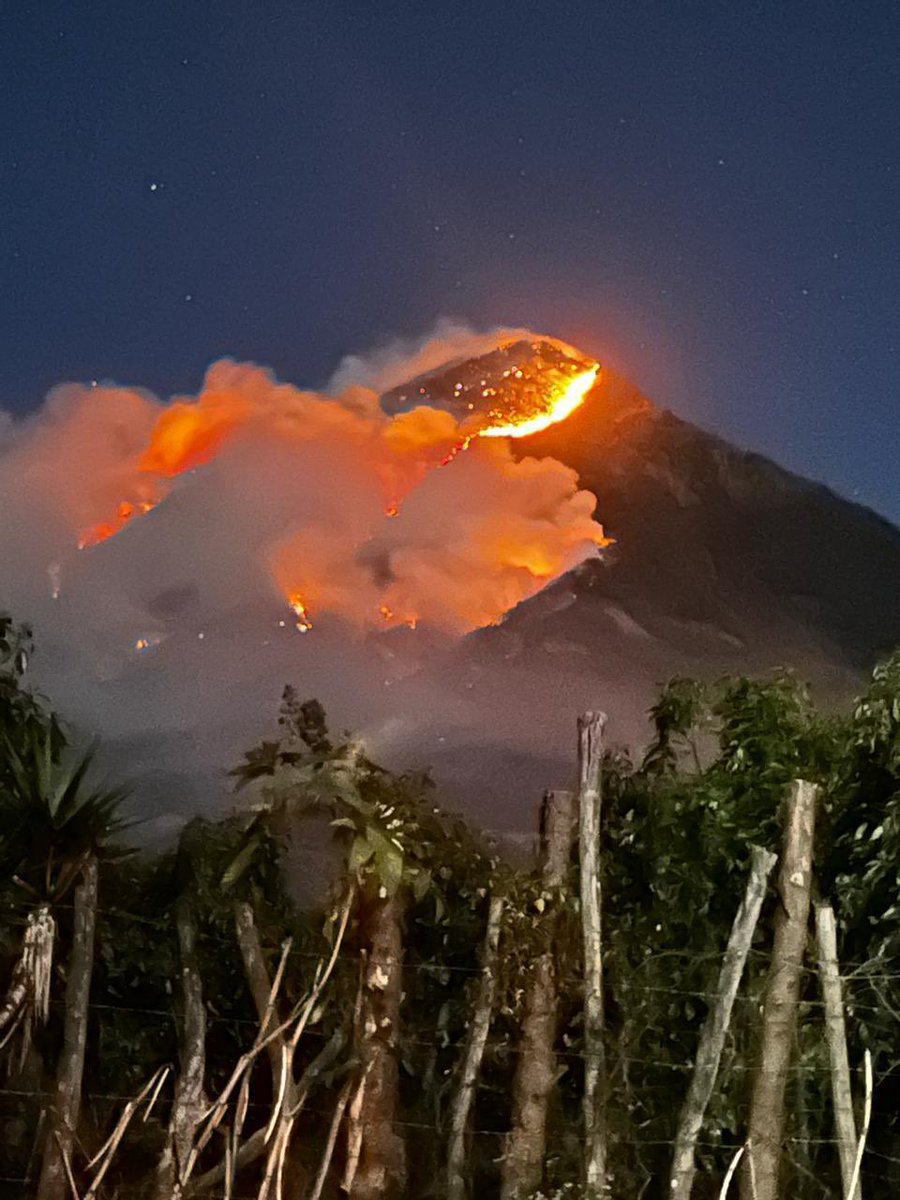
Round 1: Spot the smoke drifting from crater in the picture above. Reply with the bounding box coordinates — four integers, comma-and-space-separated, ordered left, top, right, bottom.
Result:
0, 326, 608, 834
1, 328, 604, 637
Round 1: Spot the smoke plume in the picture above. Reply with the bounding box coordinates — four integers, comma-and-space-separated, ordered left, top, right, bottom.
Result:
0, 326, 607, 836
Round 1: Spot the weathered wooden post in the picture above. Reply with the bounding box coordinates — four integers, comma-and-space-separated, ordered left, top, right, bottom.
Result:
578, 712, 608, 1197
669, 845, 777, 1200
37, 854, 99, 1200
345, 885, 406, 1200
741, 780, 817, 1200
447, 893, 505, 1200
815, 903, 860, 1199
502, 790, 577, 1200
153, 894, 207, 1200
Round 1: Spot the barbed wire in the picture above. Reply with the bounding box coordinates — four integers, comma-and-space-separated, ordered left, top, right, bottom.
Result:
1, 1084, 896, 1191
0, 991, 881, 1074
4, 905, 900, 1002
0, 1082, 884, 1151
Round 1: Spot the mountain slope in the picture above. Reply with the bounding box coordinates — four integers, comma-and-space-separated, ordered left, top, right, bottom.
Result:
386, 364, 900, 828
518, 367, 900, 669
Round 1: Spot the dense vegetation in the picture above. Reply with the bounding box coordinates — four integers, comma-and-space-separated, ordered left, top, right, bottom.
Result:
2, 610, 899, 1199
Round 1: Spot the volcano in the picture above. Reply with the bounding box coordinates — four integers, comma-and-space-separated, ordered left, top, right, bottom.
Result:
380, 349, 900, 829
7, 332, 900, 839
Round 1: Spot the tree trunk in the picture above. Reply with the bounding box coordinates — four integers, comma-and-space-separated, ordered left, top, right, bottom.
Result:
233, 900, 290, 1083
155, 893, 207, 1199
447, 893, 504, 1200
232, 899, 301, 1197
815, 903, 860, 1199
345, 885, 406, 1200
37, 854, 98, 1200
741, 780, 817, 1200
578, 712, 608, 1198
501, 789, 576, 1200
669, 845, 777, 1200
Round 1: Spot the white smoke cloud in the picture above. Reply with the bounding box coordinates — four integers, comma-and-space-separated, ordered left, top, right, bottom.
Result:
327, 319, 528, 395
0, 326, 609, 839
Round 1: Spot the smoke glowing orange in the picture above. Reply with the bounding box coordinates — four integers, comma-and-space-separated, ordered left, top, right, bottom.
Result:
65, 336, 609, 635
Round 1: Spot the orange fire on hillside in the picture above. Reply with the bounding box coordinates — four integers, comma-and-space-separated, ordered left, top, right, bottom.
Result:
288, 594, 313, 633
66, 336, 608, 636
476, 364, 597, 439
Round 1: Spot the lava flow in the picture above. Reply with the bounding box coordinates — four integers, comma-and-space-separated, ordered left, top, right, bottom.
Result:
476, 364, 598, 439
58, 331, 609, 637
432, 359, 599, 465
78, 498, 159, 549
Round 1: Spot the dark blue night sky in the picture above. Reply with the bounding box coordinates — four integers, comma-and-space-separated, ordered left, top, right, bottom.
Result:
2, 1, 898, 520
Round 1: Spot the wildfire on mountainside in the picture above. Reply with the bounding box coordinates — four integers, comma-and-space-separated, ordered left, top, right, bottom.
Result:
288, 594, 313, 633
68, 335, 608, 637
77, 498, 159, 549
477, 365, 597, 440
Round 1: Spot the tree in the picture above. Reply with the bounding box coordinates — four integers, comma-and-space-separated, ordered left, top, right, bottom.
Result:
2, 728, 127, 1200
501, 791, 576, 1200
0, 613, 129, 1198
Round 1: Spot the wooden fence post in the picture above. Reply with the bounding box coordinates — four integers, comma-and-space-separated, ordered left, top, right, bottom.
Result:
154, 894, 207, 1200
346, 886, 406, 1200
501, 790, 577, 1200
37, 854, 99, 1200
741, 780, 818, 1200
446, 894, 504, 1200
578, 712, 608, 1197
815, 903, 860, 1199
669, 844, 777, 1200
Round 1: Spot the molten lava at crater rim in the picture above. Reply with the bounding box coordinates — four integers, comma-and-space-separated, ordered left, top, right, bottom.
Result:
59, 333, 607, 641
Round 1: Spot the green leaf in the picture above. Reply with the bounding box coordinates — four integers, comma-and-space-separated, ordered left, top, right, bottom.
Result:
348, 832, 376, 874
220, 835, 262, 890
411, 867, 432, 902
368, 827, 404, 894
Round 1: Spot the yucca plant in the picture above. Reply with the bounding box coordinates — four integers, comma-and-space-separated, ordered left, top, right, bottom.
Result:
0, 728, 131, 1200
1, 622, 124, 1066
0, 621, 130, 1200
1, 726, 128, 894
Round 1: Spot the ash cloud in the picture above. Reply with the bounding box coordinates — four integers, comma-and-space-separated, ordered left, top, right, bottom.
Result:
327, 319, 530, 395
0, 325, 607, 839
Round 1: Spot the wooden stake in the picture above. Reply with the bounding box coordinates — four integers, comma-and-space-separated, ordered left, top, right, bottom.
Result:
846, 1050, 872, 1200
741, 780, 818, 1200
309, 1081, 352, 1200
718, 1143, 747, 1200
669, 845, 777, 1200
38, 855, 99, 1200
501, 789, 576, 1200
446, 894, 505, 1200
578, 711, 608, 1198
815, 903, 860, 1199
152, 896, 208, 1200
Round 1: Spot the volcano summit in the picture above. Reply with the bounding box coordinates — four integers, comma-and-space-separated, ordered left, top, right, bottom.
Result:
2, 328, 899, 836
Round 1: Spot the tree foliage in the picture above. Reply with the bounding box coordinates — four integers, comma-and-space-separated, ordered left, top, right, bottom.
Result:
3, 612, 900, 1196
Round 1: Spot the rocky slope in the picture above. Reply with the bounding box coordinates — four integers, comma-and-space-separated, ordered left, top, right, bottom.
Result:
386, 360, 900, 830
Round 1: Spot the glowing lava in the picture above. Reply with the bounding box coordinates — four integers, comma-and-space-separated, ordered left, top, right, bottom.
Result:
68, 336, 609, 637
78, 498, 158, 549
477, 364, 598, 440
288, 594, 314, 633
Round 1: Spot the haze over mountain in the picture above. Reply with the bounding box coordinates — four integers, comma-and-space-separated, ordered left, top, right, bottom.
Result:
5, 334, 899, 840
378, 351, 900, 828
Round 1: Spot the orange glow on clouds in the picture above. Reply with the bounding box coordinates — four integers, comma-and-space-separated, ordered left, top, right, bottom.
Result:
67, 337, 608, 634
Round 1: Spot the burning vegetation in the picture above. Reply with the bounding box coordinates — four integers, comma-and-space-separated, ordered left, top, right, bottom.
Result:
9, 331, 609, 641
